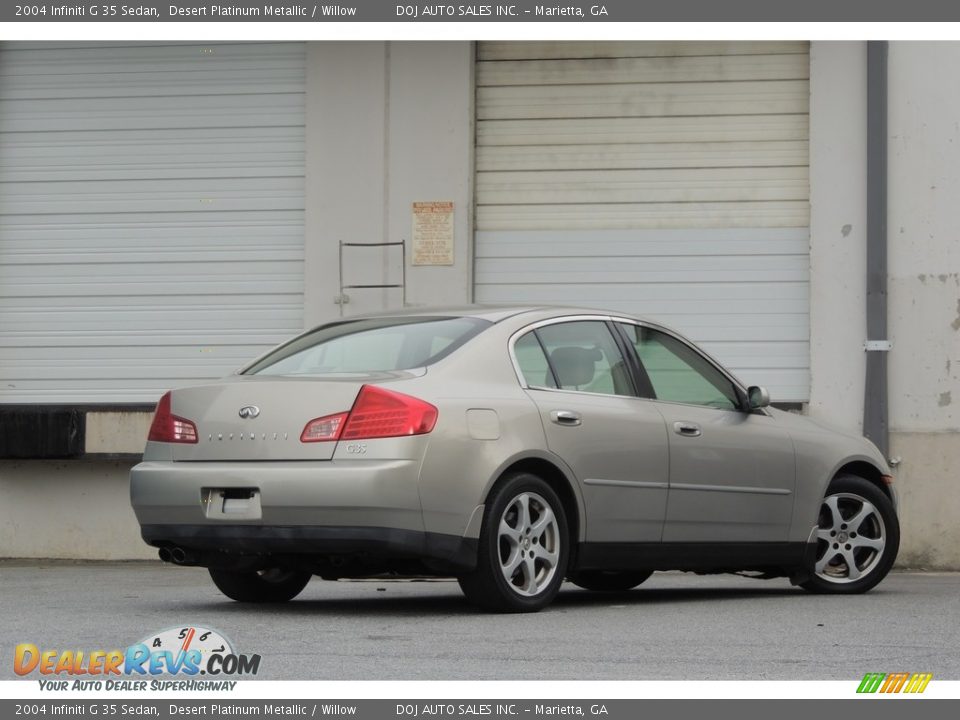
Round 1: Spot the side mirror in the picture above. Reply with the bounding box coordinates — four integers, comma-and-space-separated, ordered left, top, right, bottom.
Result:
747, 386, 770, 409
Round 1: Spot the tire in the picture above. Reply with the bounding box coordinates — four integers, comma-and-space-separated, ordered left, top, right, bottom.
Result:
570, 570, 653, 592
208, 567, 312, 603
800, 475, 899, 594
458, 472, 569, 613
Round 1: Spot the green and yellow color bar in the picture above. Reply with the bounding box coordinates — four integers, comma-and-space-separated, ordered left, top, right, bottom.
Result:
857, 672, 933, 694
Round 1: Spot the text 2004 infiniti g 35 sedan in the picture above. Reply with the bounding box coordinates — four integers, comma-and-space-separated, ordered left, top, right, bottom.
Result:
130, 306, 899, 612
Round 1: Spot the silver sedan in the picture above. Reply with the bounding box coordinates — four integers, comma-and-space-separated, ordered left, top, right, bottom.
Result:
130, 306, 900, 612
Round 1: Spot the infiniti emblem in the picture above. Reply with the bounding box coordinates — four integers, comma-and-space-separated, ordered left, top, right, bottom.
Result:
238, 405, 260, 419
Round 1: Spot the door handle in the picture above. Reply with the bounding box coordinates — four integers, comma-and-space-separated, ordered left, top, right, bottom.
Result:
673, 421, 701, 437
550, 410, 582, 426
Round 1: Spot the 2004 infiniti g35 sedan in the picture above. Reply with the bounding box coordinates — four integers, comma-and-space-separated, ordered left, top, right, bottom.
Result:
130, 306, 900, 612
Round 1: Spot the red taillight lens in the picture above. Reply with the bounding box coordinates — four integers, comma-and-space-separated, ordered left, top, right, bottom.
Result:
341, 385, 438, 440
300, 412, 349, 443
298, 386, 437, 444
147, 391, 198, 444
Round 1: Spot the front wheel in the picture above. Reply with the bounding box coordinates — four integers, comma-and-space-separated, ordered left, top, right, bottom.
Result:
458, 472, 569, 613
800, 475, 899, 594
209, 567, 312, 603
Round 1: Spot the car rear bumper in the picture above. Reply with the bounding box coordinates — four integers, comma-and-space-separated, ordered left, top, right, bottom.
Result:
130, 459, 475, 569
131, 458, 423, 526
140, 523, 477, 570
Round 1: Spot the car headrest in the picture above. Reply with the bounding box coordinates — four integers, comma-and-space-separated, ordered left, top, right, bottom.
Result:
549, 346, 601, 388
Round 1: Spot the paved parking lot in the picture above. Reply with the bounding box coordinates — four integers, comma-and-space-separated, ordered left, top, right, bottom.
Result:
1, 561, 958, 680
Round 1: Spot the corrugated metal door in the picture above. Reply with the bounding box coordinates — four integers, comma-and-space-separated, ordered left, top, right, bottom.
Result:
475, 42, 810, 402
0, 42, 306, 404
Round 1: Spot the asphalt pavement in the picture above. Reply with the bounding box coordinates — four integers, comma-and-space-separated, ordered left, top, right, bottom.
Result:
1, 561, 958, 681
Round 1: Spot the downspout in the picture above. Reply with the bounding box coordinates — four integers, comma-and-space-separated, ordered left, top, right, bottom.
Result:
864, 41, 889, 458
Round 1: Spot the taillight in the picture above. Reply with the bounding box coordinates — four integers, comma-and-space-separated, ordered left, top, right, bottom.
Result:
299, 385, 438, 443
300, 412, 349, 443
342, 385, 438, 439
147, 391, 198, 444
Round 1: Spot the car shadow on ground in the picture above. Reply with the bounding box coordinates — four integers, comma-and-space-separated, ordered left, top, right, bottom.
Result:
555, 582, 807, 607
174, 579, 816, 617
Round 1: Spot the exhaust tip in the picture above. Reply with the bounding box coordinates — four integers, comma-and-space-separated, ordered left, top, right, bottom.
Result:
170, 547, 187, 564
158, 547, 173, 563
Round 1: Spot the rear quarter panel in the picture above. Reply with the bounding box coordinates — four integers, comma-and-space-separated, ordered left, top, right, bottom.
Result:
400, 322, 559, 540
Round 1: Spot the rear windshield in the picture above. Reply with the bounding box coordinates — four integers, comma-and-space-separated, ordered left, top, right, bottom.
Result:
243, 316, 491, 376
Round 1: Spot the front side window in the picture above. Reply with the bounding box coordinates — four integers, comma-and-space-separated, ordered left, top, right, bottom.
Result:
618, 323, 740, 410
530, 321, 635, 396
244, 317, 490, 375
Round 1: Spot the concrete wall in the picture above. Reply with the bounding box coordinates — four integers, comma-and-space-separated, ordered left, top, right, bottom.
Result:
809, 41, 960, 568
886, 42, 960, 568
808, 42, 960, 568
0, 461, 154, 560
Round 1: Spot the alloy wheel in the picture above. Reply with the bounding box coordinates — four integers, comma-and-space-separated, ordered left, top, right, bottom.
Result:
497, 491, 561, 597
813, 492, 887, 584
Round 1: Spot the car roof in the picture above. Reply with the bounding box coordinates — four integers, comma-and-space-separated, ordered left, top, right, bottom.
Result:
342, 304, 650, 324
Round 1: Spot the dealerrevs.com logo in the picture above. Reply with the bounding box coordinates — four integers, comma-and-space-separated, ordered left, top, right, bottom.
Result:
14, 626, 260, 691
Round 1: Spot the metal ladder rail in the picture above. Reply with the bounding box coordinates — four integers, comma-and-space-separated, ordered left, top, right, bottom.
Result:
336, 240, 406, 317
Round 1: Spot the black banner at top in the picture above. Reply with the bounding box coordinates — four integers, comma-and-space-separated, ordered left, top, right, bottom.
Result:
4, 0, 960, 22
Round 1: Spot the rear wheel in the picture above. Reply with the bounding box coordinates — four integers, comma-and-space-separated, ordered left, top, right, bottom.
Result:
458, 472, 569, 613
800, 475, 899, 594
208, 567, 312, 603
570, 570, 653, 592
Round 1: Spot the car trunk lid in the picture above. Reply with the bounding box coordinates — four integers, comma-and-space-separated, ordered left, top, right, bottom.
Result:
165, 373, 413, 461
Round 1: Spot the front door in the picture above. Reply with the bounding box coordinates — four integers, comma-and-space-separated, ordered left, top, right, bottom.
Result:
616, 322, 796, 543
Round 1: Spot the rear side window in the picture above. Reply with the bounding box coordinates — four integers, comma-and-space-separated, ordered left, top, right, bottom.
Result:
525, 321, 635, 397
244, 317, 490, 375
514, 332, 556, 388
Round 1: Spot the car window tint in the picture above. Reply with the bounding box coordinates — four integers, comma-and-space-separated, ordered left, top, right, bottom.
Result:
245, 317, 490, 375
620, 324, 738, 410
514, 332, 557, 388
535, 321, 634, 396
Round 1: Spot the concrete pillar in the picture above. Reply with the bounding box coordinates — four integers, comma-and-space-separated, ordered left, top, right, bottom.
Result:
807, 41, 868, 432
303, 41, 474, 329
387, 42, 474, 308
303, 42, 389, 327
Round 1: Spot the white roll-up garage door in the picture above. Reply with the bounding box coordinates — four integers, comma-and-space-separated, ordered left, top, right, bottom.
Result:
475, 42, 810, 402
0, 42, 306, 404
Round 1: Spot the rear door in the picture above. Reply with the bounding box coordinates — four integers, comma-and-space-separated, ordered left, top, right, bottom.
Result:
615, 322, 796, 543
515, 319, 669, 543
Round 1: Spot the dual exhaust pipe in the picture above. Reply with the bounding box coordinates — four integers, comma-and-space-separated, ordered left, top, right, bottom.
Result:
158, 546, 199, 565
